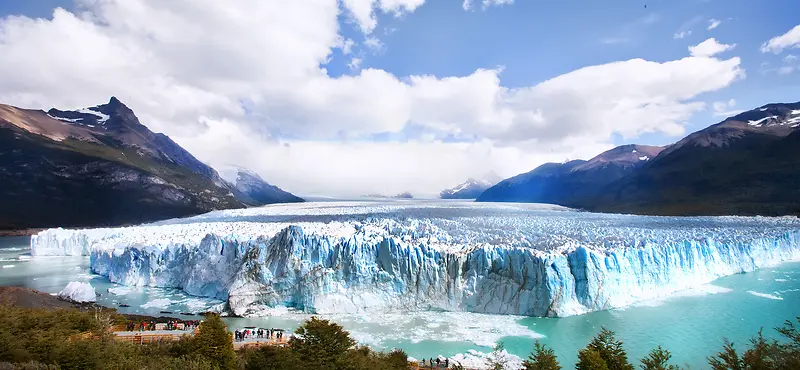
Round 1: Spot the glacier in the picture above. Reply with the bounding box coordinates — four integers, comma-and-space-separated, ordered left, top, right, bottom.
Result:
30, 201, 800, 317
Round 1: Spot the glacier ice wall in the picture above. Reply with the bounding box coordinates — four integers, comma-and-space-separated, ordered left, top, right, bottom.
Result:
30, 202, 800, 317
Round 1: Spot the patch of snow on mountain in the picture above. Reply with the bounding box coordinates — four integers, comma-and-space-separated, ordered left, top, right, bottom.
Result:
48, 114, 80, 124
638, 156, 649, 161
748, 116, 777, 126
80, 108, 110, 124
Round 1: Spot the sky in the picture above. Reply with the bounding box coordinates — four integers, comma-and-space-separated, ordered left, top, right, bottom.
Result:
0, 0, 799, 197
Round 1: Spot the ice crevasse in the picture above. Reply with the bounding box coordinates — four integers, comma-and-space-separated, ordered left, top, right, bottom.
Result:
29, 202, 800, 317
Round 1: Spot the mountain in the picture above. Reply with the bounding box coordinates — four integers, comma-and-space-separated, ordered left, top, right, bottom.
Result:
440, 172, 502, 199
584, 102, 800, 216
0, 98, 247, 230
477, 144, 663, 204
224, 167, 303, 206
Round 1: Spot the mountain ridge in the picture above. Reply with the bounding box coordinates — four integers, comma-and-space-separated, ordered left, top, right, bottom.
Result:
0, 98, 300, 230
440, 172, 501, 199
477, 101, 800, 216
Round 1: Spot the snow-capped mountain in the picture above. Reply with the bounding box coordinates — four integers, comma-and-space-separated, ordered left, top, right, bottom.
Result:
221, 167, 303, 206
477, 145, 663, 204
479, 101, 800, 216
0, 97, 296, 230
589, 101, 800, 216
440, 173, 501, 199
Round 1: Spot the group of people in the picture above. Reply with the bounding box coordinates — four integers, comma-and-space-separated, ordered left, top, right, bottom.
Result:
234, 328, 284, 342
420, 358, 449, 368
125, 319, 200, 332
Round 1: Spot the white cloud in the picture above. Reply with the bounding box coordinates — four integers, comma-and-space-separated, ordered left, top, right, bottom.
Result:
707, 18, 721, 30
378, 0, 426, 15
601, 37, 629, 45
712, 98, 742, 117
689, 38, 736, 57
462, 0, 513, 11
364, 36, 384, 52
673, 30, 692, 39
760, 54, 799, 75
0, 0, 745, 196
348, 57, 363, 71
341, 0, 426, 34
778, 66, 795, 75
342, 38, 355, 55
761, 24, 800, 54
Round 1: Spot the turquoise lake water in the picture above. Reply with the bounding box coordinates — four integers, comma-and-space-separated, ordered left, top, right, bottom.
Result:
2, 235, 798, 368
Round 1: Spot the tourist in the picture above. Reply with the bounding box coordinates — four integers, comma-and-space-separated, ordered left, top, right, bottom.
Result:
445, 359, 449, 368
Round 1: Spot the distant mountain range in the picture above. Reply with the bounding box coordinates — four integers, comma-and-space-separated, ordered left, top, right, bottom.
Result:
0, 98, 302, 230
440, 172, 501, 199
364, 192, 414, 199
223, 167, 303, 206
478, 101, 800, 216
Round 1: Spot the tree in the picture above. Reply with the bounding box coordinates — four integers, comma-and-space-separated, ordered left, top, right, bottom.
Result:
577, 349, 609, 370
485, 342, 512, 370
194, 313, 236, 370
522, 341, 561, 370
708, 340, 743, 370
708, 331, 780, 370
583, 327, 634, 370
773, 317, 800, 369
640, 346, 680, 370
291, 317, 356, 370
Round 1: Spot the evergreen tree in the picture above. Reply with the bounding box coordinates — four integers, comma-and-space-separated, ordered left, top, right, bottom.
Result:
194, 313, 236, 370
522, 341, 561, 370
640, 346, 680, 370
584, 327, 634, 370
291, 316, 356, 370
577, 349, 609, 370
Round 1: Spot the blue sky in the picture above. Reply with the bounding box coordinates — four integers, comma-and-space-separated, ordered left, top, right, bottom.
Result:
325, 0, 800, 145
0, 0, 798, 195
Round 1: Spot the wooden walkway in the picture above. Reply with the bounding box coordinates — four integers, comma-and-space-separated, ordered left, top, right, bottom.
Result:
233, 336, 290, 350
109, 325, 290, 349
113, 329, 197, 344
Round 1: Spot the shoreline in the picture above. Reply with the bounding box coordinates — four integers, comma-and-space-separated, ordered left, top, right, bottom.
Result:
0, 286, 188, 323
0, 229, 44, 237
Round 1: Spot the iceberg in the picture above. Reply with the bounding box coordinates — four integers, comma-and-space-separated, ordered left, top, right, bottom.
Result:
58, 281, 97, 303
31, 202, 800, 317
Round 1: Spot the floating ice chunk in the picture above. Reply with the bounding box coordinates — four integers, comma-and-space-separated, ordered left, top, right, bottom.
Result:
747, 291, 783, 300
2, 265, 14, 269
775, 278, 788, 282
108, 286, 133, 295
58, 281, 97, 303
449, 349, 523, 370
638, 156, 649, 161
141, 298, 173, 309
634, 284, 732, 307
